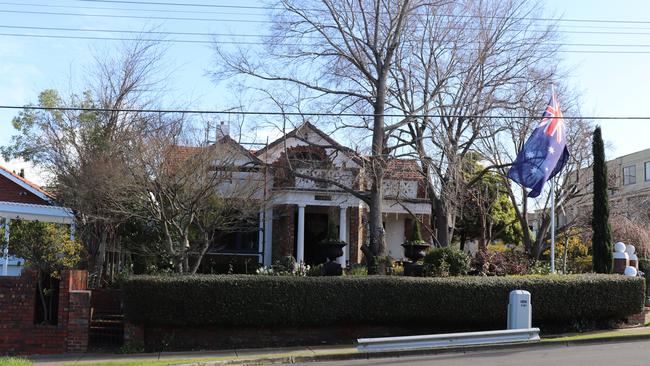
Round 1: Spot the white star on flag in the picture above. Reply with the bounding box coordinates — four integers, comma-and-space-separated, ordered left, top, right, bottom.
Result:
548, 146, 555, 154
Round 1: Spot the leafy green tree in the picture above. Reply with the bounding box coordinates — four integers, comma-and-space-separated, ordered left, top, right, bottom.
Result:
7, 220, 83, 324
455, 158, 523, 250
591, 126, 613, 273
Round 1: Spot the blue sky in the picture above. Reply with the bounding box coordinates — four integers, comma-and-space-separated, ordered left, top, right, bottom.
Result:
1, 0, 649, 183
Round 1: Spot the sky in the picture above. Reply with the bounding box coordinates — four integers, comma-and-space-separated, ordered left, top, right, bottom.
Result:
1, 0, 650, 184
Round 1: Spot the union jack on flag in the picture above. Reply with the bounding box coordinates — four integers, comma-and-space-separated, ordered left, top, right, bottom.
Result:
537, 92, 565, 144
507, 89, 570, 198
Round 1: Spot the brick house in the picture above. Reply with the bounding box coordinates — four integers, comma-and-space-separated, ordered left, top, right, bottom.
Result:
197, 122, 431, 267
0, 166, 75, 276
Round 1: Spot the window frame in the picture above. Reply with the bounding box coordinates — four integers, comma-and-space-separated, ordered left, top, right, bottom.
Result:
623, 165, 636, 186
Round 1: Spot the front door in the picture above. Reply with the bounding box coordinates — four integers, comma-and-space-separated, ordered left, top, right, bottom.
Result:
303, 213, 328, 265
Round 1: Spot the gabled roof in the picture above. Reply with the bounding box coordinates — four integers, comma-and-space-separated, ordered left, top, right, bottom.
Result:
255, 121, 356, 158
167, 136, 263, 168
217, 135, 263, 165
0, 165, 53, 204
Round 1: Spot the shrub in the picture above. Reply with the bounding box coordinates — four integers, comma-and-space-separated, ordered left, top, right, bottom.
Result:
423, 247, 469, 277
346, 264, 368, 276
306, 264, 324, 277
471, 250, 507, 276
471, 250, 532, 276
123, 274, 644, 331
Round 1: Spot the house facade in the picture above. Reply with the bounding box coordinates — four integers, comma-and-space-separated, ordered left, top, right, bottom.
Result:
528, 147, 650, 237
0, 166, 75, 276
202, 122, 431, 268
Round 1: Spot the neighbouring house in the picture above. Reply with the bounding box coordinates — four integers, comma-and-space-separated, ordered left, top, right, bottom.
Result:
177, 122, 432, 269
528, 147, 650, 238
0, 166, 74, 276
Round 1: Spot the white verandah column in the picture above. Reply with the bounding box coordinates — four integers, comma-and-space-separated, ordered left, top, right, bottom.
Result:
296, 204, 306, 264
338, 206, 347, 267
2, 219, 10, 276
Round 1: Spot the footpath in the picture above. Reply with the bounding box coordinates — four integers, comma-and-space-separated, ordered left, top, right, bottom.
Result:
29, 326, 650, 366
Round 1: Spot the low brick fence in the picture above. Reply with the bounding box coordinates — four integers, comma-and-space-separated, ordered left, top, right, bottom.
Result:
0, 269, 91, 355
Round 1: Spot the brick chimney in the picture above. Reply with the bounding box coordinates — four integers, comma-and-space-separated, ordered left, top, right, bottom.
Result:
216, 121, 230, 140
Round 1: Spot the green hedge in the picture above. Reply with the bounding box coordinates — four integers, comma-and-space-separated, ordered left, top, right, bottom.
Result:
122, 274, 644, 329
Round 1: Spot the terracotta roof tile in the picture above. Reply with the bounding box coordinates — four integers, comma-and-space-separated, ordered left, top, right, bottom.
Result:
384, 159, 423, 181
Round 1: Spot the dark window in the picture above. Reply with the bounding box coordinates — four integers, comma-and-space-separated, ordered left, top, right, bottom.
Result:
623, 165, 636, 185
645, 162, 650, 182
216, 230, 259, 254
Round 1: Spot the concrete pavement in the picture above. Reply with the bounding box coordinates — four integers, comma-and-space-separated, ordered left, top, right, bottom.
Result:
29, 326, 650, 366
288, 340, 650, 366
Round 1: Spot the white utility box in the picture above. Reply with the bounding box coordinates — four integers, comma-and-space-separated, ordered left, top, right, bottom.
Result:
507, 290, 532, 329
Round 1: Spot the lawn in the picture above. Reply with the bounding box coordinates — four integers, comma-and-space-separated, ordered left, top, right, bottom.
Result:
0, 358, 31, 366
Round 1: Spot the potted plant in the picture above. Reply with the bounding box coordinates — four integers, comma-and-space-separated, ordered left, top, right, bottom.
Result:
319, 214, 347, 275
402, 219, 430, 262
402, 219, 430, 276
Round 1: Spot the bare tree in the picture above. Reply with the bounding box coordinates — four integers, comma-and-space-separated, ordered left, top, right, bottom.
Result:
2, 40, 165, 286
112, 122, 265, 274
390, 0, 560, 246
481, 81, 594, 258
214, 0, 433, 273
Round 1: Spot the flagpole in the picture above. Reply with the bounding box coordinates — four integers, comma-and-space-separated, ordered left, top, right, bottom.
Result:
549, 82, 557, 275
550, 178, 556, 274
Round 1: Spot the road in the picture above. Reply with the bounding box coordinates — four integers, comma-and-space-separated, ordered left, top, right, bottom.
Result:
291, 340, 650, 366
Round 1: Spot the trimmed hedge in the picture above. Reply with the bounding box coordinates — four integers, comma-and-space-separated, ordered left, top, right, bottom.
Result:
122, 274, 644, 329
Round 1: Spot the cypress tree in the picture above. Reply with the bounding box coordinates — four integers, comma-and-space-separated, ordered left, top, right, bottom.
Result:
592, 126, 613, 273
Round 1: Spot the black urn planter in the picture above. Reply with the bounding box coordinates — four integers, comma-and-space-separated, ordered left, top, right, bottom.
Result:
319, 240, 346, 276
401, 243, 431, 262
319, 241, 346, 261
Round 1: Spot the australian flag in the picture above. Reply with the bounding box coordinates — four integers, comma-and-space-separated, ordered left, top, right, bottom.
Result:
507, 91, 570, 198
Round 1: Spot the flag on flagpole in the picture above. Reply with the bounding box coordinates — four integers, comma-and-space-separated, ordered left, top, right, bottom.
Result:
507, 90, 570, 197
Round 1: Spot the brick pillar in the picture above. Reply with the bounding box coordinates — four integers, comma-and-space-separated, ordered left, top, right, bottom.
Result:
272, 204, 295, 262
66, 291, 91, 353
60, 270, 91, 353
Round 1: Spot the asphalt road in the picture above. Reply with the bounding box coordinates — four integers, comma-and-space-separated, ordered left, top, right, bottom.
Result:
291, 340, 650, 366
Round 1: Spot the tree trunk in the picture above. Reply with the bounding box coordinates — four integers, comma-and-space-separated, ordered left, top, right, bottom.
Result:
37, 271, 50, 325
367, 71, 388, 275
190, 233, 212, 274
478, 214, 488, 251
434, 196, 450, 247
92, 228, 108, 288
459, 231, 467, 251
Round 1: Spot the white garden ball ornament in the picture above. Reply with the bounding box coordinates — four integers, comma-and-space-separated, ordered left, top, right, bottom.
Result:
624, 266, 638, 277
626, 244, 636, 255
614, 242, 627, 253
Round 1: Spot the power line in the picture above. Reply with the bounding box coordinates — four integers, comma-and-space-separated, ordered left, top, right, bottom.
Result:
6, 5, 650, 36
6, 5, 650, 32
0, 1, 266, 16
0, 9, 268, 23
8, 24, 650, 41
77, 0, 270, 10
1, 104, 648, 120
73, 0, 650, 26
6, 31, 650, 53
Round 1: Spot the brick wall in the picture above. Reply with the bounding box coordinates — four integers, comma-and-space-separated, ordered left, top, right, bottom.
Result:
272, 204, 295, 261
0, 269, 91, 355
